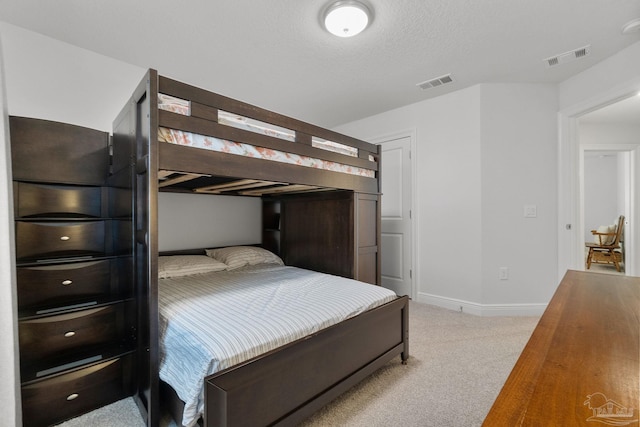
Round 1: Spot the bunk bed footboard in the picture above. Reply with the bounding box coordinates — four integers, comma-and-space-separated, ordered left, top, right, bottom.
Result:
203, 295, 409, 427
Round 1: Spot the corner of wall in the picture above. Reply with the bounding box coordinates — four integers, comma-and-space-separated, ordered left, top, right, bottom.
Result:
0, 27, 22, 427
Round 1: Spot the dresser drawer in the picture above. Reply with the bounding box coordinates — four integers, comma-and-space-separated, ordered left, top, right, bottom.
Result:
19, 304, 130, 365
16, 221, 106, 260
10, 116, 109, 185
17, 260, 114, 310
14, 182, 102, 218
21, 355, 132, 427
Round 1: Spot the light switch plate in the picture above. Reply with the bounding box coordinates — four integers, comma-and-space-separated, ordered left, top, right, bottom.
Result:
524, 205, 537, 218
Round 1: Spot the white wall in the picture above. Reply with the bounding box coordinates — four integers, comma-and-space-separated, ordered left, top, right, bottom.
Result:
479, 84, 558, 307
0, 22, 145, 131
583, 154, 619, 242
337, 85, 483, 307
0, 30, 20, 427
335, 83, 558, 314
579, 122, 640, 146
158, 193, 261, 251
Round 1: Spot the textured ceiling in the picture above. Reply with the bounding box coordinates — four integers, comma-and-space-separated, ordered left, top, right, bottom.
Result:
0, 0, 639, 127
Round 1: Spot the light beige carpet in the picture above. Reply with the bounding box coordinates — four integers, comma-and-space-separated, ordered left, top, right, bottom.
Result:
56, 301, 539, 427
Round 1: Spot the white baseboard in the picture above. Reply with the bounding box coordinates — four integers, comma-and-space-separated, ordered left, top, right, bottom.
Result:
416, 292, 547, 317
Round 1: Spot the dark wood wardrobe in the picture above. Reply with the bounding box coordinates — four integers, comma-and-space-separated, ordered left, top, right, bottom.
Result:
262, 191, 380, 285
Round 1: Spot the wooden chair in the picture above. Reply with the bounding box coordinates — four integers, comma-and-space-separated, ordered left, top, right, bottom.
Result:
586, 215, 625, 272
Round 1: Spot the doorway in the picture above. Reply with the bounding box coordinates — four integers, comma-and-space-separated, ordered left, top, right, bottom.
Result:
581, 149, 631, 274
559, 91, 640, 278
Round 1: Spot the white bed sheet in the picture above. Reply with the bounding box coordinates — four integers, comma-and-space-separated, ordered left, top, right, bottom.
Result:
158, 264, 397, 426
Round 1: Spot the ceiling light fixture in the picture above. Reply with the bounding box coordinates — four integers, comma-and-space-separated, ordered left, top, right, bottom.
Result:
621, 18, 640, 34
323, 1, 371, 38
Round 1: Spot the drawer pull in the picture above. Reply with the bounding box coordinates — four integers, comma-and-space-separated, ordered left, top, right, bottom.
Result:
66, 393, 79, 401
60, 236, 70, 241
61, 279, 73, 286
64, 331, 76, 338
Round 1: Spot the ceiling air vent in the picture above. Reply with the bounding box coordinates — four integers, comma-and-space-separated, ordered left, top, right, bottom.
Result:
544, 45, 591, 68
417, 73, 454, 90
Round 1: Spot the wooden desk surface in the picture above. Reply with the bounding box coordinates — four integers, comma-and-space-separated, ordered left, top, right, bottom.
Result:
483, 270, 639, 426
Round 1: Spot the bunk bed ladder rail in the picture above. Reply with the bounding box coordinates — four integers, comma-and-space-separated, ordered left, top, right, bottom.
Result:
112, 69, 161, 427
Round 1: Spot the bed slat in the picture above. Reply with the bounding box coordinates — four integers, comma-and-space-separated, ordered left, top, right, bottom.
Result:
158, 170, 175, 179
158, 172, 210, 187
194, 180, 284, 194
240, 184, 327, 196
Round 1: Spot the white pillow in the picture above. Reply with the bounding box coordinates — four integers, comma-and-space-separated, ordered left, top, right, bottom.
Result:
158, 255, 228, 278
606, 224, 618, 244
206, 246, 283, 270
594, 225, 616, 245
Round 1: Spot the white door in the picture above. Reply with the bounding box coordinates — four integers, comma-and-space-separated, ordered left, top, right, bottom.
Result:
380, 136, 413, 297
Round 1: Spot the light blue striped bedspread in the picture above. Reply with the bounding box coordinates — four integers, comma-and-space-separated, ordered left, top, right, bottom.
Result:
158, 264, 397, 427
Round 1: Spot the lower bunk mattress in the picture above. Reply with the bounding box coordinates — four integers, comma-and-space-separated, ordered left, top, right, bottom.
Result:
158, 262, 398, 426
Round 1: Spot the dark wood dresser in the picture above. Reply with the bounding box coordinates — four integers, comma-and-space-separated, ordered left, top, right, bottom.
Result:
483, 270, 639, 426
10, 117, 135, 426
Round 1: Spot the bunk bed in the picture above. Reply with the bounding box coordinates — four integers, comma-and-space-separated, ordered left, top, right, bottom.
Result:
111, 69, 409, 427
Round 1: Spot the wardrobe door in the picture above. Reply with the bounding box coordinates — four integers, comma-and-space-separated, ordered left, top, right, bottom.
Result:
278, 191, 380, 284
355, 193, 380, 285
281, 191, 354, 279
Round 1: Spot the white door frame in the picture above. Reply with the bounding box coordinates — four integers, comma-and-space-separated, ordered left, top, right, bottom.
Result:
558, 80, 640, 279
370, 128, 418, 299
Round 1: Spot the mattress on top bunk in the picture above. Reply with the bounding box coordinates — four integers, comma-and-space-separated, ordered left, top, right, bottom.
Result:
158, 254, 397, 427
157, 94, 375, 178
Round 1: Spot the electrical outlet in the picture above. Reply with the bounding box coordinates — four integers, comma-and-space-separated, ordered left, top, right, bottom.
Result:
499, 267, 509, 280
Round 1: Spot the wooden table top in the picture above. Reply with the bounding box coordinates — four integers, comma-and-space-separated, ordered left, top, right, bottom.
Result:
483, 270, 639, 426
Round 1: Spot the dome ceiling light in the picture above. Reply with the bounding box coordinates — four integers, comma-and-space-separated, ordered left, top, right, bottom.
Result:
323, 1, 372, 38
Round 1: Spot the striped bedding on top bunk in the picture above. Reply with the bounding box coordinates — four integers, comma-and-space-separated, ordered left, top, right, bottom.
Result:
158, 263, 397, 427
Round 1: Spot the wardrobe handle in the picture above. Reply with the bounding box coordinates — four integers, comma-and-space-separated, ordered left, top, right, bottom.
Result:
64, 331, 76, 338
60, 236, 70, 241
66, 393, 79, 401
62, 280, 73, 286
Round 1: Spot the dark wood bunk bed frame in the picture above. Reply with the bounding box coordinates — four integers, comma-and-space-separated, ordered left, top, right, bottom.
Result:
112, 69, 409, 427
